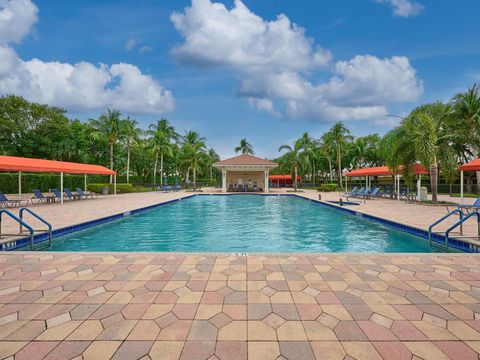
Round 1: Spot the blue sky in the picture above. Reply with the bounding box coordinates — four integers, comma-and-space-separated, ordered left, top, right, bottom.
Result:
4, 0, 480, 158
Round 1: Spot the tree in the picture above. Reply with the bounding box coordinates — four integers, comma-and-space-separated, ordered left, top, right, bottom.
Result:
278, 140, 309, 191
89, 109, 121, 183
328, 122, 353, 190
206, 148, 220, 180
120, 117, 141, 183
234, 138, 254, 155
296, 132, 316, 183
180, 131, 207, 191
380, 103, 455, 202
319, 132, 336, 182
147, 118, 178, 189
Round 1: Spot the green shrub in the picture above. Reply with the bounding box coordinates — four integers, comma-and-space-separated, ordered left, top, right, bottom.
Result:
87, 183, 133, 194
317, 183, 338, 192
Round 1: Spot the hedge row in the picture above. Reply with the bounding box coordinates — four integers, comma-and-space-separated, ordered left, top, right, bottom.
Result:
87, 183, 133, 194
317, 183, 338, 192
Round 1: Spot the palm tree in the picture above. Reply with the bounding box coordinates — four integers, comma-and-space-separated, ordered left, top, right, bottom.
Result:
206, 148, 220, 181
181, 131, 207, 191
89, 109, 121, 183
329, 122, 353, 189
380, 103, 454, 202
147, 118, 178, 189
121, 117, 141, 183
278, 140, 309, 191
296, 132, 316, 183
319, 132, 335, 182
235, 138, 254, 155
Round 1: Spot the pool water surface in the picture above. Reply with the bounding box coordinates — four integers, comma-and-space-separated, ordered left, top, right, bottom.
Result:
48, 195, 437, 253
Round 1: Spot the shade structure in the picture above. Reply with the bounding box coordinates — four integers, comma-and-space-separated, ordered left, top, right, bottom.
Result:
268, 175, 301, 181
0, 155, 116, 205
345, 164, 428, 177
0, 155, 115, 175
459, 158, 480, 172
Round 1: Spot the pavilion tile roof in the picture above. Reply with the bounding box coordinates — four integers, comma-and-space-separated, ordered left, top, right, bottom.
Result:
213, 154, 277, 166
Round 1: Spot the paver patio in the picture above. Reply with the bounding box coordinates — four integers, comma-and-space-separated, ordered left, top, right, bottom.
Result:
1, 252, 480, 359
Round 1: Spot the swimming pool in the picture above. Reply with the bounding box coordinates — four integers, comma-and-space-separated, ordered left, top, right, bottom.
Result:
48, 195, 437, 253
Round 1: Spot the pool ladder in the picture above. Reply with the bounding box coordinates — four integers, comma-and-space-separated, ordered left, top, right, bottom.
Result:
0, 208, 52, 250
428, 209, 480, 251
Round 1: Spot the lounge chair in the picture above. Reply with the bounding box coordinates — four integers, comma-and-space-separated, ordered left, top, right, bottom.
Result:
32, 189, 49, 204
237, 184, 244, 192
51, 188, 68, 202
75, 188, 97, 199
342, 186, 358, 197
0, 191, 28, 208
64, 188, 79, 200
228, 184, 234, 192
253, 184, 258, 192
173, 184, 181, 191
365, 187, 381, 199
346, 187, 364, 200
447, 197, 480, 213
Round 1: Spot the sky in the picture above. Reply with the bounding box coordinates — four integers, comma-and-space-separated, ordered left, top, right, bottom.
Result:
1, 0, 480, 158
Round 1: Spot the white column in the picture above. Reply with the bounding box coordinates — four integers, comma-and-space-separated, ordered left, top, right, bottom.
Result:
84, 174, 87, 191
264, 170, 269, 193
365, 176, 368, 190
460, 171, 464, 204
222, 169, 227, 193
114, 174, 117, 196
397, 175, 400, 202
18, 171, 22, 199
417, 174, 421, 199
60, 171, 64, 205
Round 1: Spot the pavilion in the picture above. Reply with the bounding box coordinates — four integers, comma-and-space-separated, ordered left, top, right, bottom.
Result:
213, 154, 278, 193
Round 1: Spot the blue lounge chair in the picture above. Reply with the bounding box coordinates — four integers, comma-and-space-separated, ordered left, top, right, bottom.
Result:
447, 197, 480, 213
228, 184, 234, 192
0, 191, 28, 208
253, 184, 258, 192
75, 188, 96, 199
64, 188, 79, 200
237, 184, 244, 192
32, 189, 48, 204
342, 186, 358, 197
173, 183, 181, 191
51, 188, 67, 202
365, 187, 381, 199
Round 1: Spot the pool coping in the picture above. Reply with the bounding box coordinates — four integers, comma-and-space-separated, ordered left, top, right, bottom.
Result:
2, 193, 479, 253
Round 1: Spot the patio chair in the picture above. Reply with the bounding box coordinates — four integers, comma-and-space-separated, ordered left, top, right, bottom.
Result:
253, 184, 258, 192
237, 184, 244, 192
75, 188, 97, 199
0, 191, 28, 208
31, 189, 49, 204
64, 188, 80, 200
51, 188, 68, 202
228, 184, 234, 192
365, 187, 381, 199
447, 197, 480, 213
342, 186, 358, 197
173, 183, 181, 191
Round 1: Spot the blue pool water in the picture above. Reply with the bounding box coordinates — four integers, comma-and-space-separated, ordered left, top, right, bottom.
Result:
48, 195, 437, 253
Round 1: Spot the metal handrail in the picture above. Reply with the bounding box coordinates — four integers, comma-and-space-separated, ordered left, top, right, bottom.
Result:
0, 209, 35, 250
19, 208, 52, 247
445, 211, 480, 251
428, 209, 464, 247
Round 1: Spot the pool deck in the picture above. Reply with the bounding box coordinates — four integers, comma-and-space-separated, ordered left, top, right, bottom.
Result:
0, 189, 480, 359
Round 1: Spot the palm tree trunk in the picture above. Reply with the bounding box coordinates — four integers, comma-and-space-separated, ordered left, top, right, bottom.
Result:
328, 158, 333, 182
193, 165, 197, 191
337, 148, 343, 190
153, 152, 158, 189
294, 166, 298, 191
160, 153, 164, 187
126, 144, 131, 184
430, 162, 438, 202
312, 161, 316, 186
109, 142, 114, 184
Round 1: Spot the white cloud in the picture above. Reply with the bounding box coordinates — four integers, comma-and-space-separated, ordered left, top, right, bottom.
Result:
375, 0, 424, 17
171, 0, 423, 122
0, 0, 38, 45
0, 0, 174, 114
171, 0, 332, 70
139, 45, 153, 54
124, 38, 136, 51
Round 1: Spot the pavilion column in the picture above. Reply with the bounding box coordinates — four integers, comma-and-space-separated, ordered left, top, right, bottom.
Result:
60, 171, 64, 205
222, 170, 227, 193
417, 174, 421, 200
397, 175, 400, 202
460, 171, 464, 204
264, 170, 269, 193
18, 171, 22, 199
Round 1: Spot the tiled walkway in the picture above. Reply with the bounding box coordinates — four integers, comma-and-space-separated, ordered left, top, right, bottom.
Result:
1, 253, 480, 359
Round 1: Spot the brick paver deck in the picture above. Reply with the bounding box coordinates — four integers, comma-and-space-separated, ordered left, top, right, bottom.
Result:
1, 252, 480, 359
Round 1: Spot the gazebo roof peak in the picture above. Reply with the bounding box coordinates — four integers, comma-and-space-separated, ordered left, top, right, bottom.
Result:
213, 154, 277, 167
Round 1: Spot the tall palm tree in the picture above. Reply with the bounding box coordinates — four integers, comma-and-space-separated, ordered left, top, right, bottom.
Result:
121, 117, 141, 183
319, 132, 335, 182
328, 122, 353, 190
234, 138, 254, 155
181, 131, 207, 191
278, 140, 309, 191
147, 118, 178, 189
89, 108, 121, 183
206, 148, 220, 180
